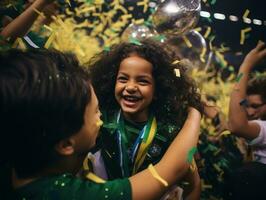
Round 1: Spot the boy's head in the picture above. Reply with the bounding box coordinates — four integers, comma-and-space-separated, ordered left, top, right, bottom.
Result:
246, 77, 266, 120
0, 49, 101, 178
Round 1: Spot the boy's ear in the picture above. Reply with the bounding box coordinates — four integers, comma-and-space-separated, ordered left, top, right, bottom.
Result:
55, 138, 75, 156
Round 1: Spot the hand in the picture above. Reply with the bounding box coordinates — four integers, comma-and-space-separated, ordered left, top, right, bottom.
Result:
242, 41, 266, 70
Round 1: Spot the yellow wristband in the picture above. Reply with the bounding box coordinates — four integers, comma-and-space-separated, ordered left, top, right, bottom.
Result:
148, 164, 168, 187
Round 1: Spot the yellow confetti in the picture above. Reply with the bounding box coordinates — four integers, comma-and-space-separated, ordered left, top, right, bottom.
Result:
172, 60, 180, 65
43, 24, 53, 32
200, 47, 207, 63
96, 119, 103, 127
174, 68, 181, 77
215, 51, 228, 67
194, 27, 202, 32
33, 8, 45, 18
12, 38, 26, 49
137, 0, 149, 12
44, 32, 56, 49
182, 35, 192, 48
242, 9, 250, 19
240, 27, 252, 45
204, 27, 211, 38
133, 19, 144, 25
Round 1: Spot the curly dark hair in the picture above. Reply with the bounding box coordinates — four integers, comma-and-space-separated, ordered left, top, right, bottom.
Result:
0, 48, 91, 178
89, 39, 202, 138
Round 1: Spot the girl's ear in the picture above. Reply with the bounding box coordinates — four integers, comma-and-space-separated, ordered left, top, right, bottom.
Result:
55, 138, 75, 156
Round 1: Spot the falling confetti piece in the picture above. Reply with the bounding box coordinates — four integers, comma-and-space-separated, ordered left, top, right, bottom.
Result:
187, 147, 198, 164
174, 68, 181, 77
182, 35, 192, 48
240, 27, 252, 45
235, 72, 243, 82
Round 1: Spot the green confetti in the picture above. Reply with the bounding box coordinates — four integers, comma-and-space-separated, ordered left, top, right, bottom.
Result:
187, 147, 198, 164
129, 37, 142, 46
210, 0, 217, 5
235, 72, 243, 82
103, 46, 110, 51
228, 65, 235, 72
152, 34, 166, 42
144, 20, 152, 27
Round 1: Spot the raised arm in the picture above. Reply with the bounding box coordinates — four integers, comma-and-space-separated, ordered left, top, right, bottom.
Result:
129, 107, 201, 200
0, 0, 54, 40
228, 41, 266, 140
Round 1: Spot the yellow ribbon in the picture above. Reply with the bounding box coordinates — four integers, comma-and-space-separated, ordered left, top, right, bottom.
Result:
132, 117, 157, 174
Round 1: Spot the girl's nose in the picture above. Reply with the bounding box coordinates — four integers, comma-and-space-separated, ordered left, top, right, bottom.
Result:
125, 83, 137, 92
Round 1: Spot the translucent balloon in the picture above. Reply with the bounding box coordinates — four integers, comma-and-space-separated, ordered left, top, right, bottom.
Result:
152, 0, 201, 37
167, 30, 207, 67
121, 23, 157, 42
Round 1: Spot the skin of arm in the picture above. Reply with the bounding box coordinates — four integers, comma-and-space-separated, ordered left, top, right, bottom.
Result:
0, 0, 54, 40
228, 41, 266, 140
129, 107, 201, 200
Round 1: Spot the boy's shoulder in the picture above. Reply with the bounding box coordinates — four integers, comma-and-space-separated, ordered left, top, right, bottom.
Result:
14, 173, 131, 200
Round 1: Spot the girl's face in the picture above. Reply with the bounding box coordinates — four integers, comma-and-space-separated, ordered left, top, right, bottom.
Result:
115, 55, 155, 122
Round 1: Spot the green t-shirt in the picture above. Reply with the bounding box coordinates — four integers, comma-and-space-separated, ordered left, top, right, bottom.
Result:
14, 173, 131, 200
98, 111, 172, 179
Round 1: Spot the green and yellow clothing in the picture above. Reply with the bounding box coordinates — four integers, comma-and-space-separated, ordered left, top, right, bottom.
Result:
14, 173, 131, 200
97, 110, 179, 180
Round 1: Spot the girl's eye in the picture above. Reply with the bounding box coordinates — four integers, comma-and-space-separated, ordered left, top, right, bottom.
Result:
139, 80, 149, 85
117, 76, 127, 82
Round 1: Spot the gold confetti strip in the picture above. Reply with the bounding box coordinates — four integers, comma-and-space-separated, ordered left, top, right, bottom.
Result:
12, 38, 26, 49
172, 60, 180, 65
215, 51, 228, 67
194, 27, 202, 32
133, 19, 144, 25
66, 0, 71, 7
182, 35, 192, 48
33, 8, 45, 18
208, 36, 215, 50
200, 47, 207, 63
174, 68, 181, 77
219, 43, 230, 53
44, 32, 56, 49
137, 0, 149, 12
242, 9, 250, 20
204, 26, 211, 38
77, 6, 96, 15
114, 4, 128, 14
43, 24, 53, 32
240, 27, 252, 45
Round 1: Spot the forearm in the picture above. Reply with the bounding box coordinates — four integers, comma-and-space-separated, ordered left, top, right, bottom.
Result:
0, 0, 49, 39
156, 109, 201, 184
228, 63, 250, 134
129, 109, 201, 200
